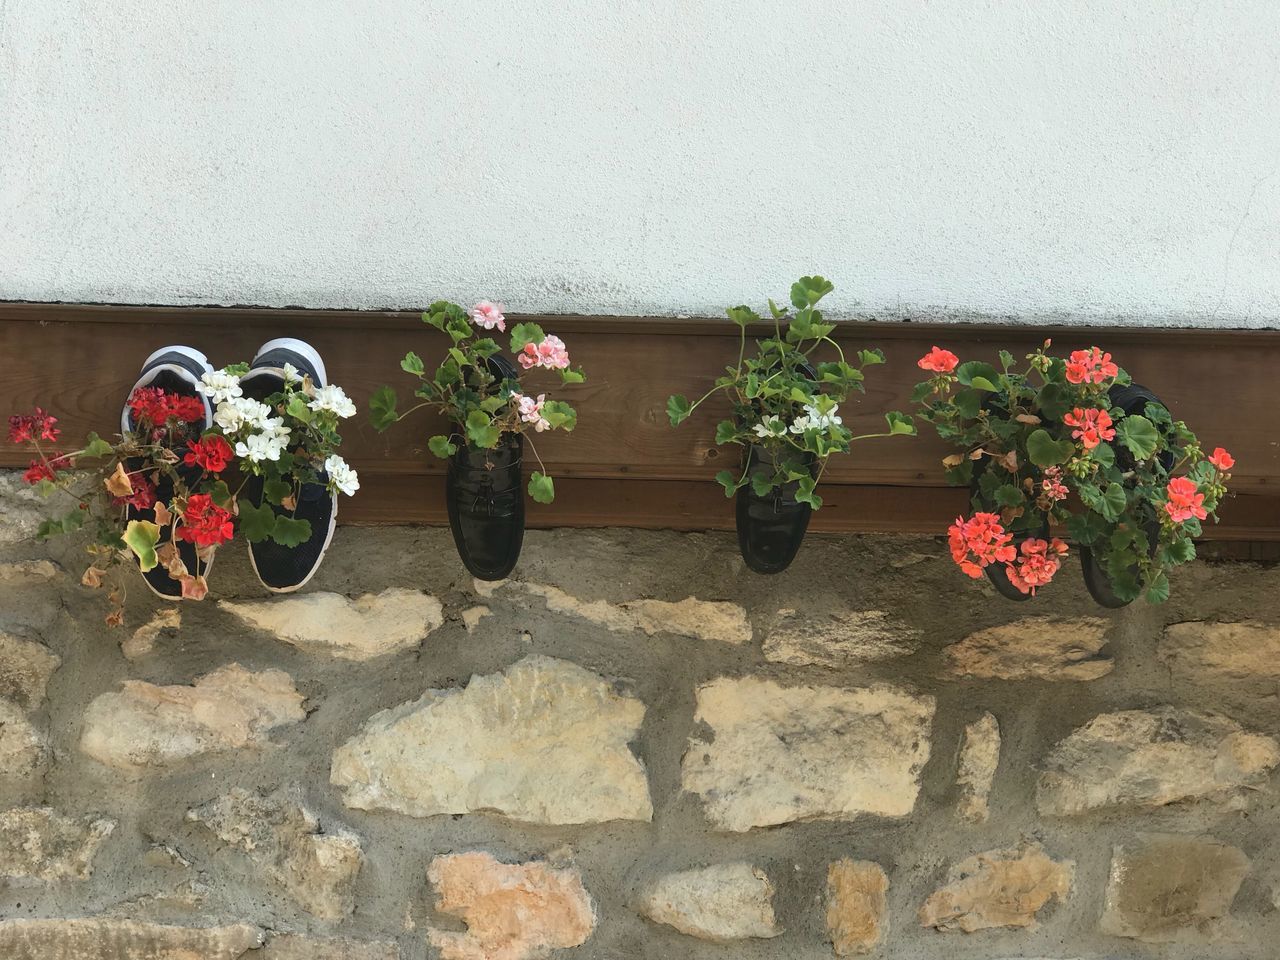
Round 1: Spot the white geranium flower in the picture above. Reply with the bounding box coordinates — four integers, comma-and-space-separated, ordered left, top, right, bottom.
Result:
791, 403, 842, 433
753, 415, 784, 439
261, 416, 292, 443
788, 416, 812, 435
309, 384, 357, 418
282, 362, 300, 384
324, 454, 360, 496
198, 370, 243, 404
212, 396, 267, 434
235, 432, 286, 463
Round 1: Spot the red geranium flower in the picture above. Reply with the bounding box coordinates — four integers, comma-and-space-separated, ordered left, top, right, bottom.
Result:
183, 435, 233, 473
8, 408, 59, 444
113, 473, 157, 510
1164, 476, 1207, 524
1063, 407, 1115, 450
1208, 447, 1235, 471
918, 346, 960, 374
1065, 347, 1119, 385
128, 388, 206, 429
21, 451, 73, 485
175, 493, 234, 547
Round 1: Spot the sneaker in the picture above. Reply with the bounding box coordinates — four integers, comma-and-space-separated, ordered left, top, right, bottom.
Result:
240, 337, 337, 593
120, 345, 215, 600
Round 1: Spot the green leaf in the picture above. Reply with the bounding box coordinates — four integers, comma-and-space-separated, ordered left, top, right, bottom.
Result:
465, 410, 501, 448
715, 469, 739, 497
1144, 570, 1170, 604
858, 348, 886, 366
956, 361, 1000, 389
667, 394, 692, 427
884, 411, 916, 436
559, 368, 586, 385
970, 376, 998, 392
1037, 382, 1071, 421
1099, 481, 1127, 522
1026, 428, 1075, 467
286, 393, 312, 424
369, 386, 399, 431
994, 484, 1024, 508
428, 435, 458, 459
715, 420, 740, 445
263, 478, 292, 506
472, 338, 500, 358
953, 388, 982, 419
1090, 442, 1116, 470
1164, 537, 1196, 565
509, 322, 546, 352
790, 275, 835, 308
795, 476, 823, 509
479, 395, 506, 414
445, 315, 473, 343
206, 479, 233, 509
400, 351, 425, 376
1116, 414, 1159, 461
528, 471, 555, 503
271, 516, 312, 548
726, 305, 759, 327
998, 350, 1016, 371
82, 432, 114, 459
1067, 511, 1110, 545
122, 520, 160, 572
238, 502, 277, 543
751, 472, 774, 497
540, 400, 577, 431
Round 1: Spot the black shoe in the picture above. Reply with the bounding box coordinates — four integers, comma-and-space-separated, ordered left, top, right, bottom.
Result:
120, 345, 214, 600
241, 338, 337, 593
1079, 383, 1172, 608
446, 354, 525, 580
736, 443, 815, 574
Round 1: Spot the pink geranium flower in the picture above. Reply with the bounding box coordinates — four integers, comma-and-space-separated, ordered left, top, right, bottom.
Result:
917, 346, 959, 374
1063, 407, 1115, 450
1005, 537, 1068, 595
512, 392, 552, 432
1208, 447, 1235, 471
469, 300, 506, 332
518, 334, 570, 371
1164, 476, 1207, 523
1041, 466, 1068, 503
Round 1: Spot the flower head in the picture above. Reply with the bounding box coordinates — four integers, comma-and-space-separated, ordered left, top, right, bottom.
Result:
1063, 407, 1115, 450
1208, 447, 1235, 471
948, 512, 1017, 579
512, 392, 551, 432
8, 408, 59, 444
234, 432, 288, 463
183, 435, 234, 473
917, 346, 960, 374
753, 415, 785, 439
129, 388, 206, 428
469, 300, 506, 332
324, 454, 360, 496
1004, 537, 1068, 595
518, 334, 570, 371
1164, 476, 1208, 523
1041, 466, 1069, 503
308, 384, 357, 419
213, 397, 272, 434
790, 403, 842, 434
175, 493, 234, 547
113, 473, 157, 510
197, 370, 243, 404
1065, 347, 1119, 385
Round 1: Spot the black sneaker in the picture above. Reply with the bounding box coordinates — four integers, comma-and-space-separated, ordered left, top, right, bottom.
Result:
240, 338, 337, 593
120, 345, 215, 600
446, 354, 525, 580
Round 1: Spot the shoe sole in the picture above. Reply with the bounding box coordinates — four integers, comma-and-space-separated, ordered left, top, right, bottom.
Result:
245, 336, 337, 594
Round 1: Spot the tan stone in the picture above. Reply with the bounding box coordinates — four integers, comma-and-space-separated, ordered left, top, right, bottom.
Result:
0, 918, 262, 958
79, 663, 305, 774
122, 608, 180, 660
507, 581, 751, 644
426, 852, 595, 960
1161, 620, 1280, 683
261, 933, 400, 959
0, 807, 115, 882
1100, 834, 1249, 943
461, 605, 491, 632
826, 859, 888, 955
919, 845, 1073, 933
220, 588, 443, 659
638, 863, 780, 942
0, 559, 58, 582
1037, 707, 1280, 817
0, 698, 45, 778
332, 655, 651, 825
943, 617, 1112, 680
187, 786, 362, 919
762, 609, 920, 667
0, 632, 59, 710
956, 712, 1000, 823
682, 677, 934, 831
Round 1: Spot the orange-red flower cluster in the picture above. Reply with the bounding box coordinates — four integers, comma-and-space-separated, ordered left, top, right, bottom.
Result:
175, 494, 234, 547
183, 435, 233, 473
127, 387, 205, 428
1063, 407, 1115, 450
1208, 447, 1234, 471
948, 512, 1017, 579
1006, 537, 1068, 595
1065, 347, 1118, 385
1164, 477, 1207, 524
917, 346, 960, 374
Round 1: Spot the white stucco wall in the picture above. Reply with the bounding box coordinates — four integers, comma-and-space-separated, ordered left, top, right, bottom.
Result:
2, 2, 1278, 325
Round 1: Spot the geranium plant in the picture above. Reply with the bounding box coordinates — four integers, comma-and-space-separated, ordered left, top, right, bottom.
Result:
914, 341, 1232, 603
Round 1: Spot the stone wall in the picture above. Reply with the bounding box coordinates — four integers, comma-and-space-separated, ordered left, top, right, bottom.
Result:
2, 476, 1280, 958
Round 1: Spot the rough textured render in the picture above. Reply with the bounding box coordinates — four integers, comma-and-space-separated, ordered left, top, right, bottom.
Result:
426, 852, 595, 960
826, 859, 889, 956
1100, 834, 1249, 943
331, 655, 652, 824
761, 609, 920, 667
0, 918, 263, 959
0, 476, 54, 544
0, 698, 46, 779
919, 845, 1074, 933
682, 677, 935, 831
0, 807, 115, 882
79, 663, 306, 774
956, 712, 1000, 823
942, 617, 1113, 681
1036, 707, 1280, 817
0, 632, 59, 709
504, 581, 752, 645
220, 588, 444, 659
638, 862, 780, 942
187, 786, 363, 919
260, 935, 400, 959
1160, 620, 1280, 682
121, 608, 180, 660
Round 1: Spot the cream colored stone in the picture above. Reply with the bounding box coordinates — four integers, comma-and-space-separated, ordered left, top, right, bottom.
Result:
261, 935, 400, 959
221, 588, 443, 659
426, 851, 595, 960
0, 698, 45, 778
507, 581, 751, 644
0, 918, 262, 958
956, 712, 1000, 823
943, 617, 1112, 680
0, 632, 59, 710
1161, 620, 1280, 683
461, 605, 491, 632
826, 859, 888, 956
919, 845, 1073, 933
682, 677, 935, 831
0, 559, 58, 582
1100, 834, 1249, 943
187, 786, 362, 919
762, 609, 920, 667
332, 656, 651, 825
1037, 707, 1280, 817
79, 663, 305, 774
638, 863, 780, 942
122, 608, 180, 660
0, 807, 115, 882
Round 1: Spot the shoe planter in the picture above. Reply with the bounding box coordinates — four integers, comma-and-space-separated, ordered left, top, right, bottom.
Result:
736, 442, 816, 574
1079, 382, 1172, 608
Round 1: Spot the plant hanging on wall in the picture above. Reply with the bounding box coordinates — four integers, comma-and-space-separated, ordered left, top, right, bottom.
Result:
913, 341, 1232, 605
371, 300, 585, 580
667, 276, 915, 573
